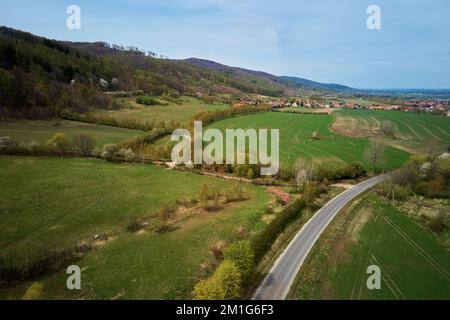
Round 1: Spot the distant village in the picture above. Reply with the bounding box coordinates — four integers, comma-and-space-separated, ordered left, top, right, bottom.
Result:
238, 96, 450, 116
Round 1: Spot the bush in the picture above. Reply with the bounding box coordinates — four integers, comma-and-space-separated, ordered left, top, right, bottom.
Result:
224, 182, 248, 203
136, 96, 160, 106
101, 143, 118, 161
46, 132, 72, 153
428, 211, 446, 234
193, 260, 242, 300
115, 148, 136, 161
376, 181, 411, 201
155, 205, 176, 232
0, 136, 19, 153
427, 177, 445, 198
198, 183, 209, 209
73, 134, 96, 156
223, 241, 254, 281
193, 275, 225, 300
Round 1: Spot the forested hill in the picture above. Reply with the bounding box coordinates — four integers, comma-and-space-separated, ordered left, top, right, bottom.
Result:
0, 26, 288, 119
0, 26, 358, 120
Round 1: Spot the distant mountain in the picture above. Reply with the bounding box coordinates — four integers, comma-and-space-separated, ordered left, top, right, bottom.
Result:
183, 58, 356, 93
279, 76, 356, 93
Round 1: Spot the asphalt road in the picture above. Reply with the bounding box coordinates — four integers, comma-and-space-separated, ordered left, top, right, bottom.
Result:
253, 175, 387, 300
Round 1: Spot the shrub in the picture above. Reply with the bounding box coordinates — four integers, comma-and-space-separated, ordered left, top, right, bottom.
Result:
393, 163, 419, 186
198, 183, 209, 209
156, 205, 176, 232
136, 96, 160, 106
223, 241, 254, 281
193, 275, 225, 300
46, 132, 72, 153
0, 136, 19, 153
376, 181, 411, 202
428, 211, 446, 234
116, 148, 136, 161
73, 134, 96, 156
427, 177, 445, 198
224, 182, 248, 203
193, 260, 242, 300
101, 143, 118, 161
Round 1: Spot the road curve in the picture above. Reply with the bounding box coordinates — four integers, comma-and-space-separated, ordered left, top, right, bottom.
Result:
253, 175, 387, 300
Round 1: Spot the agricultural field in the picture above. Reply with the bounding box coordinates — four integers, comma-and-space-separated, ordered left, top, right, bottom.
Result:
93, 96, 229, 125
288, 194, 450, 300
0, 156, 271, 299
333, 109, 450, 154
208, 112, 410, 168
0, 120, 142, 148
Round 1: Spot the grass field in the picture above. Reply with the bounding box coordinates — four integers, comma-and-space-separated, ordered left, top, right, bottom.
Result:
93, 96, 229, 125
0, 120, 142, 148
207, 112, 410, 168
333, 110, 450, 154
0, 156, 271, 299
289, 195, 450, 300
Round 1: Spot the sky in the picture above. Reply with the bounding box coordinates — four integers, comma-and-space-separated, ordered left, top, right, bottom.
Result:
1, 0, 449, 89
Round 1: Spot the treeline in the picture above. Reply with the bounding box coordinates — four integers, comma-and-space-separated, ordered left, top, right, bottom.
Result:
196, 160, 367, 184
192, 105, 272, 127
375, 153, 450, 234
60, 110, 181, 132
377, 153, 450, 201
0, 133, 96, 157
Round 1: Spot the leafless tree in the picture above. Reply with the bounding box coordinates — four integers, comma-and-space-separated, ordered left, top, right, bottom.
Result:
295, 158, 314, 186
73, 134, 96, 156
364, 141, 386, 174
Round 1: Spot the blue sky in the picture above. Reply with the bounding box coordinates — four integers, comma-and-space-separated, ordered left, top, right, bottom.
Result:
1, 0, 449, 89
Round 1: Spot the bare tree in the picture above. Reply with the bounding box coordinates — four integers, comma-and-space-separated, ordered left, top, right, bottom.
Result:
73, 134, 96, 156
295, 158, 314, 186
364, 141, 386, 174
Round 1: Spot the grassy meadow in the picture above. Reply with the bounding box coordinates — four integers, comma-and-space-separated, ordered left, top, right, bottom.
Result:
0, 120, 142, 148
208, 112, 410, 168
93, 96, 229, 125
289, 195, 450, 300
0, 156, 271, 299
333, 109, 450, 154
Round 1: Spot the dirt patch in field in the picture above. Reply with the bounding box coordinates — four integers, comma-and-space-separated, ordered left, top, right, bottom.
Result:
348, 208, 372, 242
331, 116, 372, 138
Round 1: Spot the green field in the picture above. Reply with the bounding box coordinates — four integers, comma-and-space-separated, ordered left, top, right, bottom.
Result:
289, 195, 450, 300
333, 110, 450, 154
0, 120, 142, 148
207, 112, 410, 168
0, 156, 270, 299
93, 96, 229, 125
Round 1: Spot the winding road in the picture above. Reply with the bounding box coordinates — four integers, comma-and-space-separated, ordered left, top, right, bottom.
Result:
253, 175, 387, 300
